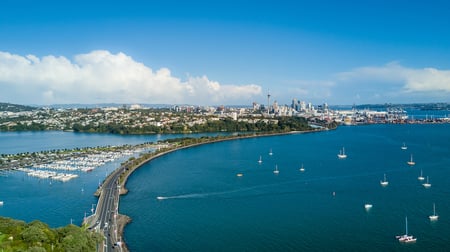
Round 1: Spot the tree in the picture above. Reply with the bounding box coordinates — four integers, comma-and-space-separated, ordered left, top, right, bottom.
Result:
21, 225, 49, 245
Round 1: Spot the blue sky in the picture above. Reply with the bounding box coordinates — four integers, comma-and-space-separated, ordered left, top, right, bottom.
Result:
1, 0, 449, 106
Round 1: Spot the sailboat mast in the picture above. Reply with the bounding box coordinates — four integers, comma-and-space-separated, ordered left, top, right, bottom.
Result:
405, 216, 408, 235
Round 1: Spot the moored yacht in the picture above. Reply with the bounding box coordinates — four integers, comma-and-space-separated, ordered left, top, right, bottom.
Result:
273, 165, 279, 174
337, 147, 347, 159
380, 173, 389, 186
417, 170, 425, 181
299, 163, 305, 172
429, 203, 438, 221
401, 142, 408, 150
422, 176, 431, 188
396, 216, 416, 243
407, 154, 415, 166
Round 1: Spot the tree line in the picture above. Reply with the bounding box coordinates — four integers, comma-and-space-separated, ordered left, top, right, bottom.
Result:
72, 116, 313, 134
0, 217, 103, 252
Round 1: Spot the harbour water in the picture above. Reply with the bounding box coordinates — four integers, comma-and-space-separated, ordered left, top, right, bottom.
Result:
0, 123, 449, 251
0, 131, 227, 226
121, 123, 450, 251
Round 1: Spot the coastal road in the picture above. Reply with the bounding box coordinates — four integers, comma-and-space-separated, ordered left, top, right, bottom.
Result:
88, 164, 125, 251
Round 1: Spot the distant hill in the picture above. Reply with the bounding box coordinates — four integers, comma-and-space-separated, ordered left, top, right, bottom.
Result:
0, 102, 37, 112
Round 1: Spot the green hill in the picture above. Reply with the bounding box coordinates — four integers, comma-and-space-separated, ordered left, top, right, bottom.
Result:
0, 216, 103, 252
0, 103, 36, 112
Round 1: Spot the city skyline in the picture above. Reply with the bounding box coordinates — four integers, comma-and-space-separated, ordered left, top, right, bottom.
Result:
1, 1, 450, 106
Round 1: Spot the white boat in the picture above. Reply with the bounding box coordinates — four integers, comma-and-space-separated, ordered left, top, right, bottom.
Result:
269, 149, 273, 156
236, 173, 243, 177
401, 142, 408, 150
0, 201, 3, 206
380, 173, 389, 186
273, 165, 279, 174
396, 216, 416, 243
258, 155, 262, 164
429, 203, 439, 221
299, 163, 305, 172
337, 147, 347, 159
156, 196, 167, 200
422, 176, 431, 188
364, 204, 373, 210
417, 169, 425, 181
407, 154, 415, 166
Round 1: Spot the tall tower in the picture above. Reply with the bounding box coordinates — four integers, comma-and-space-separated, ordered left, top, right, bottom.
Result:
267, 91, 271, 115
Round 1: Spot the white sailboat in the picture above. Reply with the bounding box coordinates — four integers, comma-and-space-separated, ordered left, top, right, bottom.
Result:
269, 149, 273, 156
417, 169, 425, 181
299, 163, 305, 172
407, 154, 415, 166
258, 155, 262, 164
396, 216, 416, 243
380, 173, 389, 186
422, 176, 431, 188
337, 147, 347, 159
401, 142, 408, 150
429, 203, 439, 221
273, 164, 279, 174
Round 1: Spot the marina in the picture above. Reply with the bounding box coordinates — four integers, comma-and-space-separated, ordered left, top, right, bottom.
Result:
11, 149, 146, 182
0, 122, 449, 251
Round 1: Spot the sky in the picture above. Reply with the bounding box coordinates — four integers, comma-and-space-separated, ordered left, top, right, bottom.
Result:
0, 0, 449, 106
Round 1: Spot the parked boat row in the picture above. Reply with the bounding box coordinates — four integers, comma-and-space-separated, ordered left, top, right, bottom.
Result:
31, 151, 130, 172
10, 148, 148, 183
17, 168, 78, 182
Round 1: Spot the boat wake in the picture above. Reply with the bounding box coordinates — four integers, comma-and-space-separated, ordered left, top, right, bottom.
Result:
156, 184, 274, 201
156, 167, 409, 201
156, 193, 207, 200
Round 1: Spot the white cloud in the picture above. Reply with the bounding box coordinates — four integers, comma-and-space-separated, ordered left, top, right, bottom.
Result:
280, 63, 450, 105
328, 62, 450, 103
337, 62, 450, 93
0, 50, 262, 105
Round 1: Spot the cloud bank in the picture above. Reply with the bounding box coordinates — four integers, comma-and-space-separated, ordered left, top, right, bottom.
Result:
289, 62, 450, 104
0, 50, 262, 105
337, 62, 450, 93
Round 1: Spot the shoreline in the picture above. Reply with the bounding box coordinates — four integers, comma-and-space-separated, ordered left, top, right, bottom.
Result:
104, 128, 328, 250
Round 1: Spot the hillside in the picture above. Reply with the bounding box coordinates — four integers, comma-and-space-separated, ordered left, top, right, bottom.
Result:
0, 103, 36, 112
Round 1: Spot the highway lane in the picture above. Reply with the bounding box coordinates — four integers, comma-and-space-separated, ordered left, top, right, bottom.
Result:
88, 164, 125, 251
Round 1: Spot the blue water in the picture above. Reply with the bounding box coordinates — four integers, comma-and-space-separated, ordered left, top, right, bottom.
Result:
0, 131, 227, 226
121, 124, 450, 251
0, 131, 230, 154
0, 124, 449, 251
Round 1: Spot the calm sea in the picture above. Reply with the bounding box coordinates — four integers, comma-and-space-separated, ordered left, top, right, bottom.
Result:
0, 122, 449, 251
121, 124, 450, 251
0, 131, 227, 226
